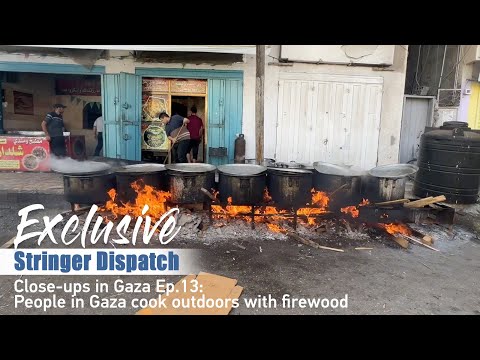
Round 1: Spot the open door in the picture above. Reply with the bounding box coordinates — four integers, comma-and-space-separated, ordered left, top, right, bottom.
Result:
207, 78, 243, 165
102, 72, 141, 160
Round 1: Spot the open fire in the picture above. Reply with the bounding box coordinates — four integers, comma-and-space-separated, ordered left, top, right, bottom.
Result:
97, 180, 415, 241
101, 180, 171, 222
211, 188, 330, 231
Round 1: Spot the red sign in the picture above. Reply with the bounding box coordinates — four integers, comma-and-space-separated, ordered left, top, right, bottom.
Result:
0, 136, 51, 172
55, 78, 101, 96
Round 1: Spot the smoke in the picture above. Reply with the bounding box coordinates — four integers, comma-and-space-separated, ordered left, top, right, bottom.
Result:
49, 156, 112, 174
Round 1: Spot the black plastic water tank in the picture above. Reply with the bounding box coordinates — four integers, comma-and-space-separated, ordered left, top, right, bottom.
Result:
413, 122, 480, 204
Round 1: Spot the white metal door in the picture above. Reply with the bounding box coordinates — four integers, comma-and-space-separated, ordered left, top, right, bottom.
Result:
399, 95, 435, 163
275, 73, 383, 170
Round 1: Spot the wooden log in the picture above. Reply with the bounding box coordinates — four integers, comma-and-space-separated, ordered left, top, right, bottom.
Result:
404, 195, 446, 208
286, 231, 344, 252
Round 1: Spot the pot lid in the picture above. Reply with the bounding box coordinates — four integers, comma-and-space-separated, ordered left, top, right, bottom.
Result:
166, 163, 217, 173
368, 163, 418, 179
116, 163, 166, 173
313, 162, 366, 176
217, 164, 267, 176
51, 159, 112, 175
268, 167, 312, 174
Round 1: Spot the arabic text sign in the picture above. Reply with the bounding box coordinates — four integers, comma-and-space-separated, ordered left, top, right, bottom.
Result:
0, 136, 51, 172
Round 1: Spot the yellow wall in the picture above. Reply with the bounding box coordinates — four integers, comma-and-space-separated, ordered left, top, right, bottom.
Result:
1, 73, 102, 155
468, 82, 480, 129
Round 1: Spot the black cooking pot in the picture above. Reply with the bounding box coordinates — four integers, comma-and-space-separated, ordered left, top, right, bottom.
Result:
312, 162, 365, 208
166, 163, 216, 204
217, 164, 267, 205
58, 161, 116, 205
267, 167, 313, 209
115, 164, 168, 203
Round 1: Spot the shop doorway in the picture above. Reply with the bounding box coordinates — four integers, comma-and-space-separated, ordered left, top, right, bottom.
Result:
171, 95, 206, 163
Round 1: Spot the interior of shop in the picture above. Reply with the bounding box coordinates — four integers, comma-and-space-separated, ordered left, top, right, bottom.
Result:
141, 77, 207, 164
0, 71, 102, 157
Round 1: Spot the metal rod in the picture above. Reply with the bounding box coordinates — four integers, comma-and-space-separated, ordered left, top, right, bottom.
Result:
251, 205, 255, 229
293, 208, 298, 230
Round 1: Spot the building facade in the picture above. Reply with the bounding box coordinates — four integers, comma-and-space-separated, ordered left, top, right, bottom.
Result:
0, 45, 408, 170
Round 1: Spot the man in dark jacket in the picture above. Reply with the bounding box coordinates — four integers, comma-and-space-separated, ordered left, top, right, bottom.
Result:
41, 104, 67, 157
160, 112, 190, 163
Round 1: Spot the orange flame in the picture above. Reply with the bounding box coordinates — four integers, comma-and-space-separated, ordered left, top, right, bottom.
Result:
379, 223, 412, 236
211, 188, 330, 230
263, 187, 273, 203
341, 206, 359, 218
101, 180, 171, 221
340, 198, 370, 218
266, 223, 285, 233
359, 198, 370, 207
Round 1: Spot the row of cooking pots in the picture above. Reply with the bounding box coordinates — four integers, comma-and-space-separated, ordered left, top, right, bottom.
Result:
60, 161, 418, 207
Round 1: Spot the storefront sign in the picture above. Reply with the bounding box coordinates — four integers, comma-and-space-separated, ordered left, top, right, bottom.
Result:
170, 79, 207, 94
142, 78, 169, 93
0, 136, 50, 172
55, 78, 101, 96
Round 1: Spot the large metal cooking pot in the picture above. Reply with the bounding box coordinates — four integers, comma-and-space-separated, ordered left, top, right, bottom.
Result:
57, 161, 116, 205
115, 164, 168, 203
312, 162, 365, 206
217, 164, 267, 205
267, 167, 313, 209
367, 164, 418, 202
166, 163, 216, 204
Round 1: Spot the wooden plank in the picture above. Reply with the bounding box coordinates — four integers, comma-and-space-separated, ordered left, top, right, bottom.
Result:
136, 274, 196, 315
1, 236, 15, 249
215, 285, 243, 315
399, 234, 440, 252
392, 235, 409, 249
422, 235, 434, 246
286, 231, 344, 252
404, 195, 446, 208
371, 198, 410, 207
136, 273, 242, 315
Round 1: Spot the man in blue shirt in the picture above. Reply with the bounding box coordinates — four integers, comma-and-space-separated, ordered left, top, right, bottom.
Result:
160, 112, 190, 163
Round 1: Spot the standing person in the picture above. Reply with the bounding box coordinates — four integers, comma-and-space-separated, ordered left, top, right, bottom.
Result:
93, 113, 104, 156
41, 104, 67, 157
186, 105, 204, 163
160, 112, 190, 163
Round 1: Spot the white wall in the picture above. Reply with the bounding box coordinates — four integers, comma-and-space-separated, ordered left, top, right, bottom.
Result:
0, 45, 408, 166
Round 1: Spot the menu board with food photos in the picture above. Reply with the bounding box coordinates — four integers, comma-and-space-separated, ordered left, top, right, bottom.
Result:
142, 94, 169, 122
0, 136, 51, 172
141, 122, 169, 151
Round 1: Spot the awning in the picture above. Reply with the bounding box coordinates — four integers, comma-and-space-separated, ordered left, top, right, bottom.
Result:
16, 45, 257, 55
